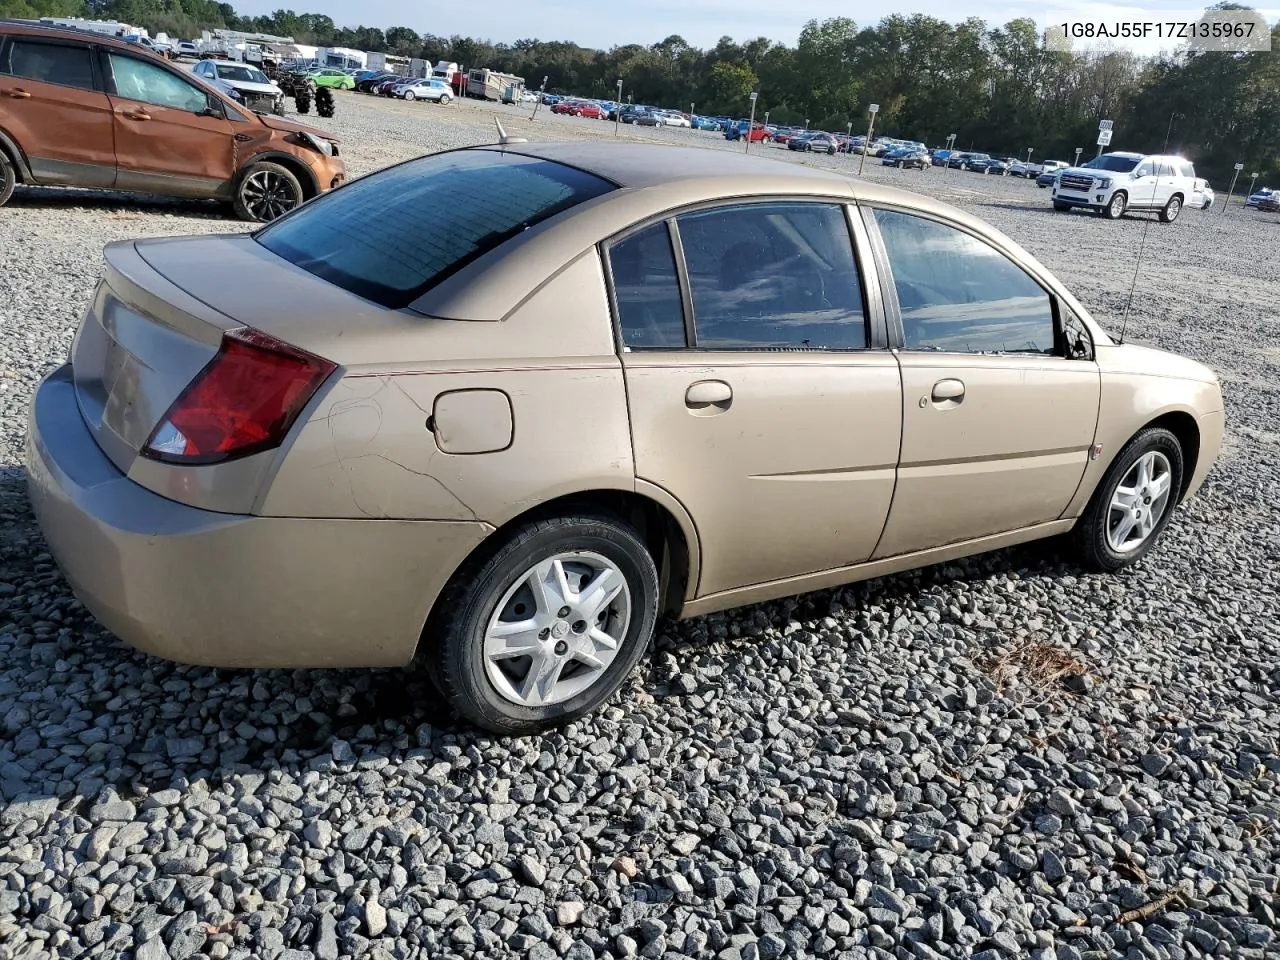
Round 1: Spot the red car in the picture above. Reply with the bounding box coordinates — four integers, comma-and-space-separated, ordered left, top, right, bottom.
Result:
551, 99, 604, 119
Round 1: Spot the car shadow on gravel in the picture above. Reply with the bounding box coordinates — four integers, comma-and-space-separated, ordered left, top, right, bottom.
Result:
7, 185, 234, 221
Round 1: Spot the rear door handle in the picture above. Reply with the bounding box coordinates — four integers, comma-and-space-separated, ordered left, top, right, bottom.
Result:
930, 379, 965, 403
2, 88, 31, 99
685, 380, 732, 408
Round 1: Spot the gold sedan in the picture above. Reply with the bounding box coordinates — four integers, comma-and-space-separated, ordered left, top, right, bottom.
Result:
26, 140, 1224, 733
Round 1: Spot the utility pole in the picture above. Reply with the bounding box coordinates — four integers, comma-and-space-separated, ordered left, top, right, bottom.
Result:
745, 91, 758, 154
857, 103, 879, 176
614, 78, 622, 136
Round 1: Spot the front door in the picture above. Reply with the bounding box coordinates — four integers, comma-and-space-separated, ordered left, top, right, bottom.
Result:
867, 206, 1100, 558
1127, 159, 1171, 210
103, 50, 236, 197
0, 35, 115, 187
610, 200, 902, 598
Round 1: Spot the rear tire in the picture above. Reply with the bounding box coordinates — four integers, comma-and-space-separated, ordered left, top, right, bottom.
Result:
0, 150, 15, 208
426, 513, 660, 735
1160, 195, 1182, 223
1074, 427, 1184, 573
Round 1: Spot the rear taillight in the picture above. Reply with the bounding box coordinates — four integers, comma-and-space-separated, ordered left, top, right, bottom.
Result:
142, 328, 335, 465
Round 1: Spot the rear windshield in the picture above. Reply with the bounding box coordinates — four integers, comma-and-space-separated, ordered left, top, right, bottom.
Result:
255, 150, 616, 308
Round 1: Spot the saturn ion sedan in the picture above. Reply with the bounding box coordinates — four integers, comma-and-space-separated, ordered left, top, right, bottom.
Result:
27, 141, 1224, 733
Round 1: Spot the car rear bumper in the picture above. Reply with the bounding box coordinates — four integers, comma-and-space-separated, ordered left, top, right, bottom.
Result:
26, 364, 491, 669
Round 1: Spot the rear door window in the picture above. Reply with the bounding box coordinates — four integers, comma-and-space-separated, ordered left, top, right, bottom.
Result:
4, 39, 95, 90
255, 149, 616, 308
607, 223, 686, 349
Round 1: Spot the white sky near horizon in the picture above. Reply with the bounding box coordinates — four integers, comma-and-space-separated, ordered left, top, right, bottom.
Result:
229, 0, 1279, 56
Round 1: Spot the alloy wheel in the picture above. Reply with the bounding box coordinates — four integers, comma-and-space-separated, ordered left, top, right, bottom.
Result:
1106, 451, 1173, 554
483, 552, 631, 707
240, 170, 300, 221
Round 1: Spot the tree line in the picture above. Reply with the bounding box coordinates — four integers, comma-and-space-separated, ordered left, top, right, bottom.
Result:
4, 0, 1278, 186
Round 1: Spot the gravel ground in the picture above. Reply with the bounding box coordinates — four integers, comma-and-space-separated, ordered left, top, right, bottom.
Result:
1, 91, 1278, 960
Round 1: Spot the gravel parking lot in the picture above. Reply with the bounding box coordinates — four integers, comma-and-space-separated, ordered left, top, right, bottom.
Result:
1, 90, 1277, 960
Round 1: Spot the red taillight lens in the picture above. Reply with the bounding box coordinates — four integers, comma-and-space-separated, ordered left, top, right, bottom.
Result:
142, 328, 336, 465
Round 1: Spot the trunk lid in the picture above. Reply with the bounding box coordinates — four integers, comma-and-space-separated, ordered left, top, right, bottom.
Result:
130, 233, 420, 365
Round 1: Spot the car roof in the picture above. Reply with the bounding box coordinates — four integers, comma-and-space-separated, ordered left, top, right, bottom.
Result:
415, 139, 1055, 324
0, 19, 153, 52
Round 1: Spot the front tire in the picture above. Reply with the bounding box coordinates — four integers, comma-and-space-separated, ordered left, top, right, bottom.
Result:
1105, 191, 1127, 219
427, 513, 660, 734
1074, 427, 1184, 572
0, 150, 15, 207
233, 161, 304, 223
1160, 195, 1182, 222
404, 90, 416, 101
440, 93, 452, 104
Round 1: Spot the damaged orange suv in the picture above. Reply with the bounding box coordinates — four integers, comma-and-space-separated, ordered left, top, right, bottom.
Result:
0, 22, 344, 220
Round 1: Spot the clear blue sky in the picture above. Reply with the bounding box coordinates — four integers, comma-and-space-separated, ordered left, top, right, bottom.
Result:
232, 0, 1033, 48
232, 0, 1279, 56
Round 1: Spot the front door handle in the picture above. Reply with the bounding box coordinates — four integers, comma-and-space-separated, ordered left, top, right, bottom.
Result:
930, 378, 966, 403
1, 88, 31, 99
123, 109, 152, 121
685, 380, 732, 409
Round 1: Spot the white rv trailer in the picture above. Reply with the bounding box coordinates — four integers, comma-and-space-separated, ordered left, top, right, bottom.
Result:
466, 67, 524, 101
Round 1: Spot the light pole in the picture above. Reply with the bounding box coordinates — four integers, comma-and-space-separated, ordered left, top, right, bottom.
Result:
1222, 162, 1244, 215
804, 118, 809, 130
1026, 147, 1034, 163
1248, 172, 1259, 205
690, 102, 695, 118
764, 110, 769, 126
744, 90, 758, 154
846, 120, 853, 154
614, 79, 622, 136
857, 103, 879, 176
1074, 146, 1082, 167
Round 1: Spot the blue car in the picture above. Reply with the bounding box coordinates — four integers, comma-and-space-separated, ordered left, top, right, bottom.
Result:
691, 115, 720, 131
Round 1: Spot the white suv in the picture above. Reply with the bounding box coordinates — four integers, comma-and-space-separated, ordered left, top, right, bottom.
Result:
1052, 152, 1196, 222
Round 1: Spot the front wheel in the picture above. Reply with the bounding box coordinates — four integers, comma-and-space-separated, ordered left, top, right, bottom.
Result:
1074, 427, 1184, 572
427, 513, 660, 734
1105, 191, 1127, 219
233, 161, 304, 223
0, 150, 15, 207
1160, 195, 1182, 223
440, 93, 451, 104
404, 90, 416, 101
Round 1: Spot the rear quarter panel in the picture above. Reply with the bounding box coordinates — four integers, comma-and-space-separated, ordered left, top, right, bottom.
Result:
257, 251, 635, 522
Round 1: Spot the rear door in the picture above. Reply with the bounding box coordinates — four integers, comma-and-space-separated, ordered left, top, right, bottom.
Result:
0, 34, 115, 187
611, 200, 902, 598
102, 49, 237, 198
